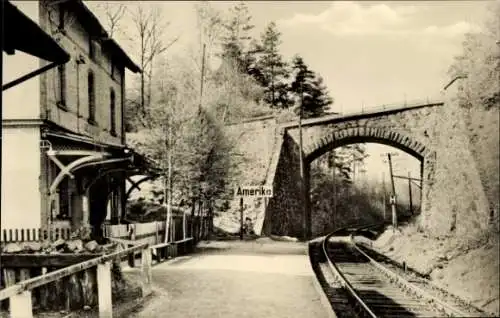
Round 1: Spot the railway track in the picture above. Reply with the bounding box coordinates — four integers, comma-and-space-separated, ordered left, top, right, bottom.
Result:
309, 224, 482, 318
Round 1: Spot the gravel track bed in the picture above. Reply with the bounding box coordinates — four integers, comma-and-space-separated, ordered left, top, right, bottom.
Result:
355, 239, 493, 317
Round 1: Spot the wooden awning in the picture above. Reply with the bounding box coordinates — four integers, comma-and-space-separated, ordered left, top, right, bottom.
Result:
3, 1, 70, 63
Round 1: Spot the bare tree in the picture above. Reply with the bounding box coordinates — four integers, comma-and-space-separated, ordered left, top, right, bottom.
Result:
193, 1, 223, 70
96, 2, 126, 38
128, 3, 179, 117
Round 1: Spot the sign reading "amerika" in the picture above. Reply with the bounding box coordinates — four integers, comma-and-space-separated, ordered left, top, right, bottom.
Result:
234, 185, 273, 197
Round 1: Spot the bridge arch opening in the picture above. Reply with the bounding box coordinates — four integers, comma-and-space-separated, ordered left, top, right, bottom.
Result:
305, 130, 429, 164
304, 129, 434, 237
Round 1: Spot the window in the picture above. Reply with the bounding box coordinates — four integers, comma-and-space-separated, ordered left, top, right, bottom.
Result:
89, 35, 95, 60
111, 61, 115, 80
88, 71, 96, 123
110, 88, 116, 136
57, 178, 71, 220
58, 5, 65, 30
57, 64, 66, 107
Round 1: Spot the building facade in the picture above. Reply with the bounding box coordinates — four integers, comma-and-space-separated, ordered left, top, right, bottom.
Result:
2, 0, 154, 236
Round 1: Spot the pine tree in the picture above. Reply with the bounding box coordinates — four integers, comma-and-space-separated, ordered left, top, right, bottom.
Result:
255, 22, 290, 108
290, 55, 333, 118
219, 1, 255, 72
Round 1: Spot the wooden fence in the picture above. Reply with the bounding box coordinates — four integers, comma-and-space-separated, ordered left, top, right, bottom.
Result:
103, 213, 211, 266
0, 243, 151, 318
1, 226, 72, 243
102, 214, 210, 247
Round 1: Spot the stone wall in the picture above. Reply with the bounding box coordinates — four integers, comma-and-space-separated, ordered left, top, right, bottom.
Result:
464, 107, 499, 222
264, 134, 306, 238
268, 101, 492, 238
422, 90, 493, 237
214, 117, 278, 234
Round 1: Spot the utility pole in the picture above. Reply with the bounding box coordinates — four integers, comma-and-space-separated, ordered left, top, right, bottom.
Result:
298, 81, 309, 241
382, 171, 387, 222
387, 153, 397, 230
408, 171, 413, 215
381, 152, 398, 230
332, 150, 336, 229
199, 43, 206, 111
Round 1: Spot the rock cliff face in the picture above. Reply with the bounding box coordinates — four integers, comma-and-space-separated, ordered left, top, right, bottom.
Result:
421, 87, 494, 238
215, 116, 279, 234
464, 107, 499, 227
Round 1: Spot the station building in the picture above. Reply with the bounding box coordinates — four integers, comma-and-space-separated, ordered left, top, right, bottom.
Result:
2, 0, 157, 237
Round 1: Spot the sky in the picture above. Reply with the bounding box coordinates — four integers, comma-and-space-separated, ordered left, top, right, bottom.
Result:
85, 1, 490, 109
85, 1, 491, 184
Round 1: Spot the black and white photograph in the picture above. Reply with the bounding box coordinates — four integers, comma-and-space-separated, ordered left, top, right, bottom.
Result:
1, 0, 499, 317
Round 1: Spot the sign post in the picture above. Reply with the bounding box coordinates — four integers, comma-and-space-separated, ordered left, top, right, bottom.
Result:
239, 197, 244, 240
234, 185, 273, 240
381, 152, 399, 230
389, 195, 397, 231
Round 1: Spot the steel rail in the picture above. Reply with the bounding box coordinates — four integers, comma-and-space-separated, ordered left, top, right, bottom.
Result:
349, 234, 469, 318
321, 225, 380, 318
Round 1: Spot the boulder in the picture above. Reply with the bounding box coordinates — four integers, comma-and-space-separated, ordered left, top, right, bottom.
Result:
65, 240, 84, 253
84, 240, 98, 252
41, 241, 53, 253
23, 242, 42, 253
3, 242, 23, 253
41, 240, 51, 250
51, 238, 66, 250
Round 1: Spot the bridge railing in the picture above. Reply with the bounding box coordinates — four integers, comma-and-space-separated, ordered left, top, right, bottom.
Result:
355, 97, 443, 115
0, 243, 152, 318
280, 97, 444, 129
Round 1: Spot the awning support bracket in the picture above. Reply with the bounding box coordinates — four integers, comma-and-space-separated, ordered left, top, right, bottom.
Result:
47, 151, 75, 180
125, 175, 158, 199
126, 177, 143, 193
49, 154, 108, 197
84, 168, 140, 193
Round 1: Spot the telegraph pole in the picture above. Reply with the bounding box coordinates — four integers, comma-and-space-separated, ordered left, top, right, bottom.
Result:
381, 152, 398, 230
331, 151, 336, 229
382, 171, 387, 221
298, 81, 307, 241
387, 153, 397, 230
199, 43, 206, 111
408, 171, 413, 215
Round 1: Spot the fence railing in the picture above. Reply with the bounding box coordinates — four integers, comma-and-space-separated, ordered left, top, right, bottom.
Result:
0, 243, 151, 318
103, 214, 210, 247
1, 226, 72, 243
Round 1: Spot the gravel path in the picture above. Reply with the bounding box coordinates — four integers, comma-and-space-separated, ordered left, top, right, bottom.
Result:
128, 240, 330, 318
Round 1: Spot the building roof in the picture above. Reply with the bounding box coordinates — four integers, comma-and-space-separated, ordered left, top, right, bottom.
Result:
67, 0, 141, 73
3, 0, 70, 63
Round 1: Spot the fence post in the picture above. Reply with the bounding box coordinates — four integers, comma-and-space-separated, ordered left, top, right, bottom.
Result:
155, 222, 159, 245
10, 291, 33, 318
97, 262, 113, 318
128, 224, 135, 268
141, 248, 153, 297
182, 211, 186, 240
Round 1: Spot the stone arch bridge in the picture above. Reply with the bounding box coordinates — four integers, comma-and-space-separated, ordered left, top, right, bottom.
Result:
261, 96, 491, 239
